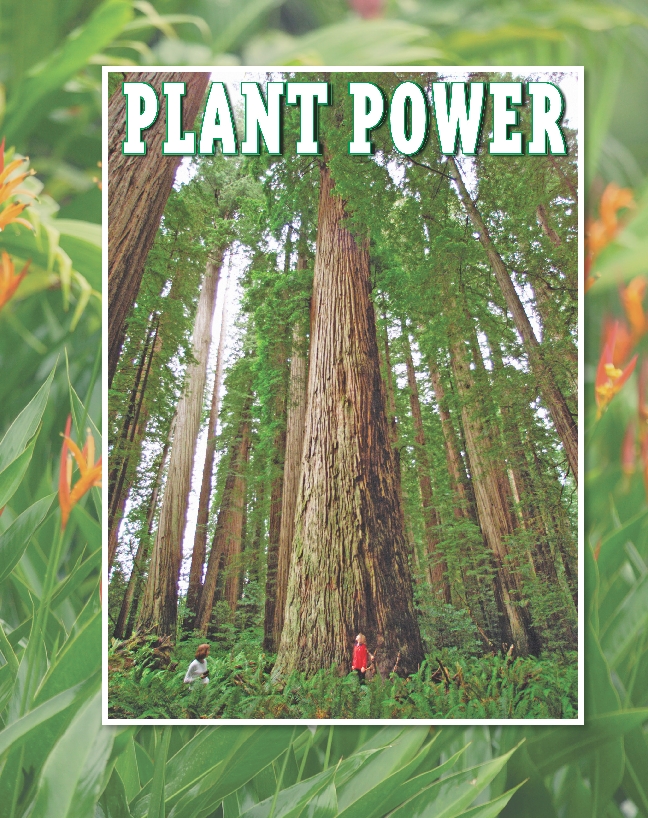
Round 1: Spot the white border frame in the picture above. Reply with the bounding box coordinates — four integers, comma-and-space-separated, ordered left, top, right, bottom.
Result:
102, 65, 584, 726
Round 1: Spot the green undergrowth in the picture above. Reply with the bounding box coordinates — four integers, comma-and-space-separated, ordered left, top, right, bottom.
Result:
108, 636, 577, 720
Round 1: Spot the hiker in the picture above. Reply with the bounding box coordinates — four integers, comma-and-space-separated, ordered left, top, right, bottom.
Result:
352, 633, 374, 684
184, 643, 210, 684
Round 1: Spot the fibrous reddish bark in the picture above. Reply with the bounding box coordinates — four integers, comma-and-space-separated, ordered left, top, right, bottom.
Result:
108, 71, 209, 386
274, 163, 424, 678
195, 403, 252, 634
137, 255, 222, 638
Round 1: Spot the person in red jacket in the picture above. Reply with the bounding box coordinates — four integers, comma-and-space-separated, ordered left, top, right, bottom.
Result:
352, 633, 374, 684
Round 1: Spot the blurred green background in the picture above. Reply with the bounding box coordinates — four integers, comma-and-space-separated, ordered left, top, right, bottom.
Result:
2, 0, 648, 816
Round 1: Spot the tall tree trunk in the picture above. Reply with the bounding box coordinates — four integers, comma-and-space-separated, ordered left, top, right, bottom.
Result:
108, 71, 209, 386
449, 328, 539, 655
195, 402, 252, 634
137, 254, 222, 638
186, 273, 229, 620
447, 157, 578, 483
274, 162, 424, 678
108, 315, 159, 567
262, 417, 287, 647
426, 352, 475, 522
271, 320, 309, 650
401, 323, 451, 603
114, 434, 172, 639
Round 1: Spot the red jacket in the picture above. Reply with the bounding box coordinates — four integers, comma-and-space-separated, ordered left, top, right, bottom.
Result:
352, 643, 368, 670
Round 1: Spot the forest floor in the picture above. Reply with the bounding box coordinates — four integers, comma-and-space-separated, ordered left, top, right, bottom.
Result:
107, 631, 578, 721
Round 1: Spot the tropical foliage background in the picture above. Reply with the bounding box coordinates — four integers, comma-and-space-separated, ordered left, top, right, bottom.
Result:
1, 0, 647, 814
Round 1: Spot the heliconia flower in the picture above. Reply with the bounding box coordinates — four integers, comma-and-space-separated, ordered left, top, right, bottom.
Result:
0, 251, 30, 312
59, 415, 102, 530
585, 182, 634, 293
621, 277, 647, 341
595, 322, 638, 418
0, 138, 36, 231
602, 318, 633, 370
622, 420, 636, 476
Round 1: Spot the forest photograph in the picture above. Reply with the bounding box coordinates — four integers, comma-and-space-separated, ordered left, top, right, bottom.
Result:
106, 69, 579, 722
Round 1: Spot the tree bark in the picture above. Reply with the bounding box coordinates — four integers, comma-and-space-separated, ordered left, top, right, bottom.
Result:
108, 315, 159, 567
108, 71, 209, 386
114, 433, 172, 639
401, 323, 451, 603
448, 157, 578, 483
271, 320, 309, 650
195, 401, 252, 634
449, 326, 539, 655
137, 254, 222, 638
274, 162, 424, 678
186, 275, 229, 619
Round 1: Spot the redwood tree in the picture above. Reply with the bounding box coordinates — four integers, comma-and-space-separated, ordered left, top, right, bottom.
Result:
274, 157, 424, 678
108, 71, 209, 386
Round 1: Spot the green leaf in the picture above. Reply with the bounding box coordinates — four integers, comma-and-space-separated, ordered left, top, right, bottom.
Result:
0, 493, 54, 584
27, 691, 114, 818
601, 571, 648, 668
459, 784, 525, 818
0, 682, 85, 757
147, 729, 171, 818
34, 609, 101, 705
115, 736, 142, 804
100, 769, 133, 818
597, 507, 648, 578
3, 0, 134, 144
526, 711, 648, 775
0, 436, 37, 509
387, 747, 519, 818
0, 365, 54, 472
336, 727, 429, 812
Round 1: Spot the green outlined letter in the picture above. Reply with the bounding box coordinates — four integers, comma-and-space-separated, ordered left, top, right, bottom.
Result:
241, 82, 285, 155
199, 82, 238, 155
390, 81, 428, 156
432, 82, 485, 155
162, 82, 196, 155
286, 82, 329, 155
348, 82, 385, 155
527, 82, 567, 155
122, 82, 159, 155
489, 82, 523, 155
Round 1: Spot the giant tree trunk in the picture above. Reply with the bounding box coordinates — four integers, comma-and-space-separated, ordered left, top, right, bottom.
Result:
195, 403, 252, 634
186, 277, 229, 620
271, 320, 309, 650
401, 323, 451, 603
448, 157, 578, 483
108, 71, 209, 386
137, 255, 222, 638
274, 163, 424, 678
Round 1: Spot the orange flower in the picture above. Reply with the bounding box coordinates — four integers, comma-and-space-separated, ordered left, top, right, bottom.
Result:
59, 415, 102, 530
621, 277, 647, 341
595, 322, 638, 418
0, 251, 30, 312
602, 318, 633, 369
0, 138, 36, 231
585, 182, 635, 293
